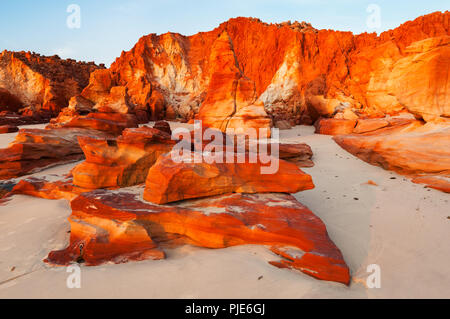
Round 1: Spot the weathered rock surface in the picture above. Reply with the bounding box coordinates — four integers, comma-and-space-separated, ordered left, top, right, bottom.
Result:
278, 143, 314, 167
0, 125, 19, 134
46, 189, 349, 284
72, 125, 176, 189
48, 112, 139, 135
0, 50, 102, 119
11, 176, 82, 200
144, 152, 314, 204
412, 175, 450, 193
196, 31, 272, 133
0, 110, 46, 127
333, 120, 450, 192
314, 118, 357, 135
385, 36, 450, 121
71, 12, 449, 127
0, 128, 113, 179
353, 118, 390, 134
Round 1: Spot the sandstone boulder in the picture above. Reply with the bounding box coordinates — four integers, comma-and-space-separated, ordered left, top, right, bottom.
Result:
144, 152, 314, 204
72, 126, 176, 189
46, 189, 349, 284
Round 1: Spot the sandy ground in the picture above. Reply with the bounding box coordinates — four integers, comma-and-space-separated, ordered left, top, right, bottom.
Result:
0, 124, 449, 298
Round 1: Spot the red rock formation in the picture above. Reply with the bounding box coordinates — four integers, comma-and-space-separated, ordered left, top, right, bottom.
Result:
314, 118, 357, 135
0, 50, 102, 119
68, 121, 313, 190
153, 120, 172, 135
46, 189, 349, 284
412, 175, 450, 193
181, 124, 314, 166
196, 31, 272, 133
384, 36, 450, 121
73, 11, 448, 127
278, 143, 314, 167
144, 152, 314, 204
48, 112, 138, 135
0, 88, 23, 112
353, 118, 390, 134
11, 176, 82, 200
72, 125, 176, 189
0, 128, 114, 180
0, 125, 19, 134
334, 121, 450, 175
0, 110, 45, 127
333, 120, 450, 192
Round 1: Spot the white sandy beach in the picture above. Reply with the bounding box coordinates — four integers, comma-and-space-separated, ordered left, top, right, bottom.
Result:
0, 124, 449, 298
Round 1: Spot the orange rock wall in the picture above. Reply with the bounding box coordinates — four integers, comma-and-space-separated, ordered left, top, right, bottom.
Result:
80, 12, 449, 125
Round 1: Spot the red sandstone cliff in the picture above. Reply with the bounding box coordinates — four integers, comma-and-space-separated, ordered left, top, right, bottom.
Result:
71, 11, 449, 130
0, 50, 103, 119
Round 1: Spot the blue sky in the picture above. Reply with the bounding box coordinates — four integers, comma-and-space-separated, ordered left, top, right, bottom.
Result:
0, 0, 448, 66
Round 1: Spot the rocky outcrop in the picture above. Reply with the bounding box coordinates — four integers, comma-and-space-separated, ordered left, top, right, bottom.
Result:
144, 152, 314, 204
385, 36, 450, 121
412, 175, 450, 193
45, 188, 349, 284
71, 11, 449, 128
72, 125, 176, 189
333, 120, 450, 192
353, 118, 390, 134
0, 125, 19, 134
11, 175, 81, 200
334, 121, 450, 175
48, 112, 138, 135
278, 143, 314, 167
0, 128, 114, 180
315, 115, 417, 136
314, 118, 357, 135
0, 50, 102, 120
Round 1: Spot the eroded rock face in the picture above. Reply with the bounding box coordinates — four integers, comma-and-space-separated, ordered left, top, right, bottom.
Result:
386, 36, 450, 121
196, 32, 272, 133
72, 125, 176, 189
353, 118, 390, 134
45, 189, 349, 284
144, 152, 314, 204
71, 12, 449, 127
0, 128, 113, 180
0, 50, 102, 118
